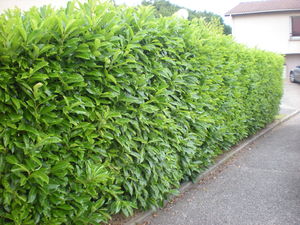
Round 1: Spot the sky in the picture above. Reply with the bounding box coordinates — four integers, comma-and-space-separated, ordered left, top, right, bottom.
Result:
115, 0, 241, 16
114, 0, 258, 24
0, 0, 258, 24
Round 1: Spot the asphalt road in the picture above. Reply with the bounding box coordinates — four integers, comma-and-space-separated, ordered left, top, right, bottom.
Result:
145, 80, 300, 225
280, 79, 300, 113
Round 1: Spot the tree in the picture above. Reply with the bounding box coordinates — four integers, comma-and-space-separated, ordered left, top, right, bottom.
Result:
141, 0, 232, 35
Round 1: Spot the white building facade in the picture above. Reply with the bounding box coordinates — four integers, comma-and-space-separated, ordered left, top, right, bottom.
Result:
226, 0, 300, 77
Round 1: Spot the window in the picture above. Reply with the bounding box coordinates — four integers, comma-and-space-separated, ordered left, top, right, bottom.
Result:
291, 16, 300, 37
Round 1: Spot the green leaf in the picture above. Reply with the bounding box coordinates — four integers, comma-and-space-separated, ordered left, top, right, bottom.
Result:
30, 170, 49, 184
18, 26, 27, 41
33, 82, 44, 98
6, 155, 18, 164
11, 97, 21, 110
36, 136, 62, 147
91, 198, 105, 212
63, 73, 84, 84
27, 186, 37, 203
104, 69, 117, 84
51, 161, 70, 177
29, 61, 49, 75
18, 123, 40, 136
11, 163, 30, 174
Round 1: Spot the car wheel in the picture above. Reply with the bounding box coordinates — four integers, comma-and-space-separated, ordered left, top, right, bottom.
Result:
290, 72, 296, 83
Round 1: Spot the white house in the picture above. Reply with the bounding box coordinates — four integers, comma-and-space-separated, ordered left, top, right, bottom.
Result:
226, 0, 300, 77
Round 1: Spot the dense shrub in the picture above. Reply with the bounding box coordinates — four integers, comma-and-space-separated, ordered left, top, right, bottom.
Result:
0, 1, 283, 224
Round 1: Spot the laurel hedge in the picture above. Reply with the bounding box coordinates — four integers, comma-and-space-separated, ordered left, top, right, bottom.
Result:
0, 1, 283, 224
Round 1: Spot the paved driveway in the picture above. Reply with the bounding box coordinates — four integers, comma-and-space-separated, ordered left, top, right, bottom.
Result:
147, 114, 300, 225
280, 79, 300, 114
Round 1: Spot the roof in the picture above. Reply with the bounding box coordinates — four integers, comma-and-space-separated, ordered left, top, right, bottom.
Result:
225, 0, 300, 16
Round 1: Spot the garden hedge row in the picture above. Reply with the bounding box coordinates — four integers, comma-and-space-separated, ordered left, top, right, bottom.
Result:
0, 1, 283, 224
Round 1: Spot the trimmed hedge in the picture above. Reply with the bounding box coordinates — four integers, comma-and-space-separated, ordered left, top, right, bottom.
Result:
0, 1, 283, 224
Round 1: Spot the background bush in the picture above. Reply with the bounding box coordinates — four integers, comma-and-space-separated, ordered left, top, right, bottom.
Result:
0, 0, 283, 224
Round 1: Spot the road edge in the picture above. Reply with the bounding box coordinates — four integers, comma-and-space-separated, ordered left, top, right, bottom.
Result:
124, 109, 300, 225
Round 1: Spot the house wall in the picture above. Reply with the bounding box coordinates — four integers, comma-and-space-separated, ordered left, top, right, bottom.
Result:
231, 12, 300, 55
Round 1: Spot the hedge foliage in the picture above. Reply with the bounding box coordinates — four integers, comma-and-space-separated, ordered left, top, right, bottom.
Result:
0, 0, 283, 224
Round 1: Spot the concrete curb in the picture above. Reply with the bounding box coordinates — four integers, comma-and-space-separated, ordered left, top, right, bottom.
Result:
124, 109, 300, 225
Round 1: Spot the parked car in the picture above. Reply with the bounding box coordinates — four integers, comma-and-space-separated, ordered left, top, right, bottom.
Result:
290, 66, 300, 83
